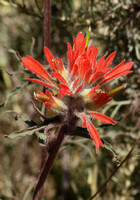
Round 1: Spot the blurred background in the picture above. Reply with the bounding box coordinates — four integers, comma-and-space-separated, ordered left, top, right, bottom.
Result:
0, 0, 140, 199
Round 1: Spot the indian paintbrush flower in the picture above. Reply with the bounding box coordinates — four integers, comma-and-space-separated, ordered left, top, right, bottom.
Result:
22, 32, 133, 150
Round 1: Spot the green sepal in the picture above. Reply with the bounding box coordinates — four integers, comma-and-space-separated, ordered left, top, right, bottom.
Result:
35, 93, 51, 102
108, 84, 127, 97
85, 27, 91, 48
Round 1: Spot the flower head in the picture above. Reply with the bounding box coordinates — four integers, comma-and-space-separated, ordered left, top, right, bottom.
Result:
22, 32, 133, 151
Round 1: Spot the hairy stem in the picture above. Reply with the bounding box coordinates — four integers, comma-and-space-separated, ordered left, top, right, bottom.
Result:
33, 125, 67, 200
44, 0, 51, 48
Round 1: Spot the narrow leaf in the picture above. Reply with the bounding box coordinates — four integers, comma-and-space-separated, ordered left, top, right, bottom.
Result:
5, 125, 46, 139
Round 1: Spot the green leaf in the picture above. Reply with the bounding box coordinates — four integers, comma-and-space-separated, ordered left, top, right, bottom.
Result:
4, 125, 46, 139
2, 110, 45, 140
16, 112, 37, 127
1, 110, 37, 127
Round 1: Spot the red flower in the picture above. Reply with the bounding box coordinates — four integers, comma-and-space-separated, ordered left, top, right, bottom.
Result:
22, 32, 133, 151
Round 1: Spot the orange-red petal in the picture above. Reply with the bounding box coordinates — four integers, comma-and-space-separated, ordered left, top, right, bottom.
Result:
52, 72, 69, 86
86, 118, 104, 151
22, 56, 52, 83
26, 78, 58, 90
44, 47, 57, 71
78, 112, 103, 150
88, 111, 116, 124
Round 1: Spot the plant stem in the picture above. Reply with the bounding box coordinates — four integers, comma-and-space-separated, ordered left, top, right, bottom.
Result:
33, 1, 51, 200
44, 0, 51, 48
35, 147, 48, 200
90, 137, 140, 200
33, 125, 67, 200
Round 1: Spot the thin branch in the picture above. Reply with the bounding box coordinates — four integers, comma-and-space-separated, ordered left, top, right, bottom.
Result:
17, 3, 43, 19
30, 100, 46, 119
90, 137, 140, 200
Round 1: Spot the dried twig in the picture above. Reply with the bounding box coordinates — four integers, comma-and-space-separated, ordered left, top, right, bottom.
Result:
90, 137, 140, 200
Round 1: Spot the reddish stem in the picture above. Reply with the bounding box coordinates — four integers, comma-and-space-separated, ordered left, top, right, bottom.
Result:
44, 0, 51, 48
33, 125, 67, 200
33, 1, 51, 200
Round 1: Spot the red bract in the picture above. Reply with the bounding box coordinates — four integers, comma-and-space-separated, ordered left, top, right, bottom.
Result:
22, 32, 133, 151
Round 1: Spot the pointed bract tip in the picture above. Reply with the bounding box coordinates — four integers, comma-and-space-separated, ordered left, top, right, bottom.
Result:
88, 26, 91, 32
123, 83, 127, 89
34, 92, 37, 97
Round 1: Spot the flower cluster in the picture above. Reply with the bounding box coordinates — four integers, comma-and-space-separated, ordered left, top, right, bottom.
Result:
22, 32, 133, 150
